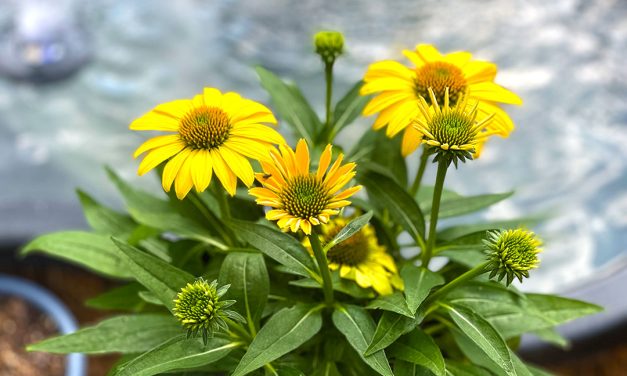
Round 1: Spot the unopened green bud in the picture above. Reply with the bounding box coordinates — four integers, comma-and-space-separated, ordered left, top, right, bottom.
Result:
173, 278, 244, 344
484, 229, 542, 286
314, 31, 344, 64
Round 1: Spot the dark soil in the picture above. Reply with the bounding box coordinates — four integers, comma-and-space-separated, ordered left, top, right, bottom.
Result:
0, 296, 65, 376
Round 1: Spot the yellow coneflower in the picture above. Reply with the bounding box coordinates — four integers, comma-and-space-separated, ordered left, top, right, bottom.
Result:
249, 139, 361, 235
303, 216, 403, 295
131, 87, 285, 199
361, 44, 521, 157
412, 88, 499, 163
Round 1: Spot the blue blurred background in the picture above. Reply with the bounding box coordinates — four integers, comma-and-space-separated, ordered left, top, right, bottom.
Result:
1, 0, 625, 295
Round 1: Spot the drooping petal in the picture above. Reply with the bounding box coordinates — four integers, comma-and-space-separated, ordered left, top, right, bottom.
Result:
137, 142, 186, 175
210, 149, 238, 196
133, 135, 181, 158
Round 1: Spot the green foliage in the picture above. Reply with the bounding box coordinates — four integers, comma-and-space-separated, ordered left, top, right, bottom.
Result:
23, 36, 602, 376
28, 315, 181, 354
21, 231, 133, 279
114, 336, 240, 376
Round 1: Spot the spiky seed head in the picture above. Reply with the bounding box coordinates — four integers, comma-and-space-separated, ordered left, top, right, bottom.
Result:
484, 229, 542, 286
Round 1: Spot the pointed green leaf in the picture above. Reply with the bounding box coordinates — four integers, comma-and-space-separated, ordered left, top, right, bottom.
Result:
106, 167, 227, 250
389, 330, 445, 376
401, 265, 444, 314
232, 303, 323, 376
85, 283, 146, 311
111, 238, 193, 311
28, 314, 180, 354
526, 294, 602, 326
446, 283, 602, 339
325, 211, 373, 250
256, 66, 320, 143
444, 360, 491, 376
367, 292, 413, 317
364, 311, 421, 356
114, 335, 239, 376
289, 272, 375, 299
531, 327, 569, 349
332, 304, 394, 376
219, 252, 269, 328
21, 231, 132, 279
358, 170, 425, 246
331, 81, 370, 136
423, 192, 514, 219
77, 189, 135, 236
228, 219, 318, 280
393, 361, 432, 376
443, 303, 514, 375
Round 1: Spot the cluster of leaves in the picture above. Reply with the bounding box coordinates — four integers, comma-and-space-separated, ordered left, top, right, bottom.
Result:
22, 66, 601, 376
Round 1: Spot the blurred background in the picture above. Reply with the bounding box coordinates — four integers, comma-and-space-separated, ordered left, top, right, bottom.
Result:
0, 0, 625, 374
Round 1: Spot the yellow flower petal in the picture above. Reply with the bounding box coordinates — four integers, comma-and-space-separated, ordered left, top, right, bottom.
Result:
218, 146, 254, 187
468, 82, 523, 105
294, 139, 310, 175
210, 149, 237, 196
174, 153, 195, 199
401, 126, 423, 157
137, 141, 186, 175
133, 135, 181, 158
190, 149, 213, 192
162, 148, 192, 192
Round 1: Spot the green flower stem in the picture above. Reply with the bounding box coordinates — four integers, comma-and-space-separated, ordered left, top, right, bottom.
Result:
422, 159, 448, 267
189, 192, 234, 247
409, 147, 430, 196
426, 261, 490, 304
218, 188, 231, 220
323, 62, 334, 140
309, 227, 334, 306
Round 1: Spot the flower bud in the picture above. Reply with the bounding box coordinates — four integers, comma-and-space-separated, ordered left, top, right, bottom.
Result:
314, 31, 344, 64
484, 229, 542, 285
173, 279, 243, 344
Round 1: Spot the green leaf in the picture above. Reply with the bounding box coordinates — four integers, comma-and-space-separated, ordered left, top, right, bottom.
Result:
289, 272, 375, 299
352, 129, 407, 187
401, 265, 444, 314
232, 304, 323, 376
367, 292, 413, 317
330, 81, 370, 136
219, 252, 269, 328
439, 249, 487, 269
77, 189, 135, 236
358, 170, 425, 246
21, 231, 133, 279
446, 283, 602, 339
437, 217, 542, 242
325, 211, 373, 250
332, 304, 394, 376
531, 327, 569, 349
365, 311, 417, 356
442, 303, 514, 375
114, 335, 239, 376
106, 167, 227, 250
393, 361, 432, 376
389, 330, 445, 376
85, 283, 146, 311
526, 294, 602, 326
111, 238, 194, 311
444, 360, 491, 376
416, 186, 462, 207
423, 192, 514, 219
228, 219, 319, 280
28, 314, 180, 354
256, 66, 320, 143
312, 362, 343, 376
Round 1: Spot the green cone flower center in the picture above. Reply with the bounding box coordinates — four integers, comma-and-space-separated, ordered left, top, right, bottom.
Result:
179, 106, 231, 150
494, 233, 539, 271
414, 62, 466, 105
173, 281, 218, 330
281, 174, 330, 219
485, 229, 541, 285
429, 110, 476, 147
326, 231, 370, 266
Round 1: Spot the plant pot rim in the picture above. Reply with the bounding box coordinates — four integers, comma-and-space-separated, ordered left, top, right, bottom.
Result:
0, 274, 87, 376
